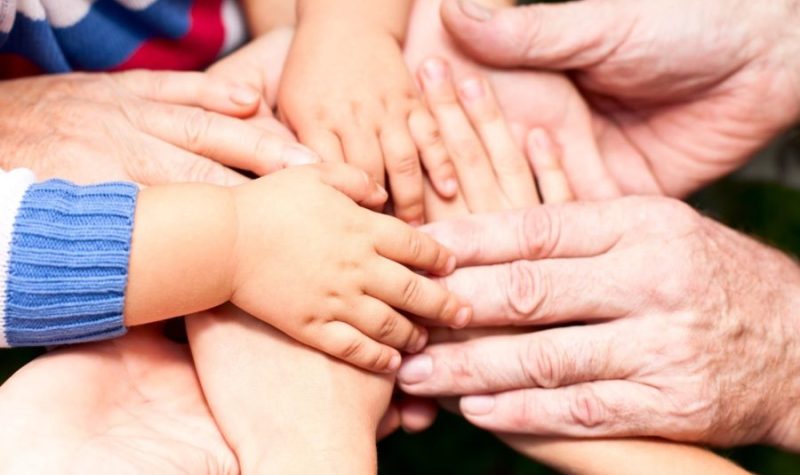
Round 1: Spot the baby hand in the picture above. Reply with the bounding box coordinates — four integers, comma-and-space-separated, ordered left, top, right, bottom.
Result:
278, 22, 458, 225
229, 163, 470, 372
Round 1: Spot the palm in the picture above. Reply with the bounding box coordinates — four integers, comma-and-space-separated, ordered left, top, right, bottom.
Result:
0, 327, 237, 475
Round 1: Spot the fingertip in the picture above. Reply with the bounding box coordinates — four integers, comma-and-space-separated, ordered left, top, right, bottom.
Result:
282, 144, 321, 168
229, 85, 261, 107
387, 351, 403, 373
409, 326, 429, 353
435, 176, 459, 199
453, 306, 473, 329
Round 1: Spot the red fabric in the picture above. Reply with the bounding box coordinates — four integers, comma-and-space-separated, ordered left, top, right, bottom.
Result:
0, 53, 43, 78
112, 0, 225, 72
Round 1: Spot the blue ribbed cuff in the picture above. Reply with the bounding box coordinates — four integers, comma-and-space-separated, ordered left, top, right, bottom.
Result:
2, 179, 138, 346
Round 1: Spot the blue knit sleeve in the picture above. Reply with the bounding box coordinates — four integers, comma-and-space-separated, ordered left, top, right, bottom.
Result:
1, 179, 138, 347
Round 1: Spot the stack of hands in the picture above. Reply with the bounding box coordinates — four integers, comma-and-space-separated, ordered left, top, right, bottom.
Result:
1, 0, 800, 473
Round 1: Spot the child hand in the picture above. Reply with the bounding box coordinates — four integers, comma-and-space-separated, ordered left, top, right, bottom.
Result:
228, 163, 470, 372
278, 22, 458, 225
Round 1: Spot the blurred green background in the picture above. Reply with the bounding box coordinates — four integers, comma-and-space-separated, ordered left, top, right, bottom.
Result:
3, 0, 800, 473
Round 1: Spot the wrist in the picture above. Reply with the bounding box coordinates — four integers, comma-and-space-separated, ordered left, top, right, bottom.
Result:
124, 183, 237, 326
296, 0, 409, 42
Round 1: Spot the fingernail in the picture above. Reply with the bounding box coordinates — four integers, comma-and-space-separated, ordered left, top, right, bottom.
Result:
442, 178, 458, 197
445, 255, 457, 274
229, 86, 260, 106
388, 354, 403, 372
283, 145, 320, 166
462, 395, 495, 415
376, 184, 389, 201
398, 354, 433, 384
454, 306, 472, 328
458, 0, 493, 21
411, 330, 428, 353
423, 58, 447, 84
459, 78, 484, 101
531, 128, 553, 152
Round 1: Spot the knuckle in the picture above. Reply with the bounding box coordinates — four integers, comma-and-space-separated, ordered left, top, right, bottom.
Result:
401, 276, 421, 306
568, 386, 607, 429
406, 232, 424, 261
519, 207, 560, 259
387, 151, 421, 177
505, 261, 547, 322
506, 392, 537, 429
181, 159, 228, 184
521, 338, 565, 388
183, 109, 212, 150
339, 338, 365, 361
377, 313, 400, 340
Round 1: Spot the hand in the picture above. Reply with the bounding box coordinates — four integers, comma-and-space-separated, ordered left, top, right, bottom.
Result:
399, 197, 800, 450
404, 0, 620, 201
0, 70, 317, 185
188, 304, 394, 474
0, 326, 237, 474
229, 163, 470, 372
441, 0, 800, 197
278, 17, 456, 224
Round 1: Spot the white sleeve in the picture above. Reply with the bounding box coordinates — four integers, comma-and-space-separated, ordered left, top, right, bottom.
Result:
0, 168, 37, 346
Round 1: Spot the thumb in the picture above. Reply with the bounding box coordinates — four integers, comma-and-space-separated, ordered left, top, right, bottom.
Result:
440, 0, 631, 70
317, 163, 389, 211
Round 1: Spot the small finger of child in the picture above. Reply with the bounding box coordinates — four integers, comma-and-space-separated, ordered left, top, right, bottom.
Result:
371, 214, 455, 275
348, 299, 428, 353
381, 120, 425, 225
298, 127, 346, 163
409, 108, 458, 199
341, 129, 386, 186
456, 76, 538, 208
315, 321, 402, 373
527, 129, 575, 204
364, 259, 470, 329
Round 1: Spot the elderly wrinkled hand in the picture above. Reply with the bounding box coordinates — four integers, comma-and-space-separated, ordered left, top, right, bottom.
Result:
440, 0, 800, 197
399, 197, 800, 450
0, 70, 317, 185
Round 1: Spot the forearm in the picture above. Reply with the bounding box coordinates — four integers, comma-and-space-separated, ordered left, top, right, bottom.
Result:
124, 184, 236, 326
502, 437, 748, 475
296, 0, 412, 41
241, 0, 296, 36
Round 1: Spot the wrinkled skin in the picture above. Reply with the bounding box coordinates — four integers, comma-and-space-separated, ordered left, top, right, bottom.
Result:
400, 196, 800, 450
440, 0, 800, 197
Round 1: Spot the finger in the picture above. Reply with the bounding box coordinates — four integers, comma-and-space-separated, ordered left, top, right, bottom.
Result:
440, 0, 632, 70
315, 321, 401, 373
456, 75, 538, 207
315, 163, 389, 210
114, 70, 260, 117
460, 381, 664, 438
409, 108, 458, 199
364, 258, 469, 328
345, 298, 428, 353
398, 322, 635, 395
381, 119, 425, 225
420, 199, 645, 265
527, 129, 575, 204
419, 58, 502, 213
437, 258, 635, 326
377, 405, 402, 439
340, 129, 385, 185
299, 128, 346, 163
136, 103, 320, 176
135, 134, 249, 186
398, 396, 439, 433
372, 213, 456, 275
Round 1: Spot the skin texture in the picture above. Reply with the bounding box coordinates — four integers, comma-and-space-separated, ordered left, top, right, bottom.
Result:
0, 71, 317, 186
0, 327, 238, 475
126, 163, 468, 372
398, 197, 800, 450
279, 0, 458, 225
440, 0, 800, 198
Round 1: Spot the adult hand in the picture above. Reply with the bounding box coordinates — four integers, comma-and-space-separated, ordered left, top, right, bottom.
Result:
0, 326, 238, 474
405, 0, 621, 200
399, 197, 800, 450
441, 0, 800, 197
0, 69, 316, 185
187, 305, 394, 474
